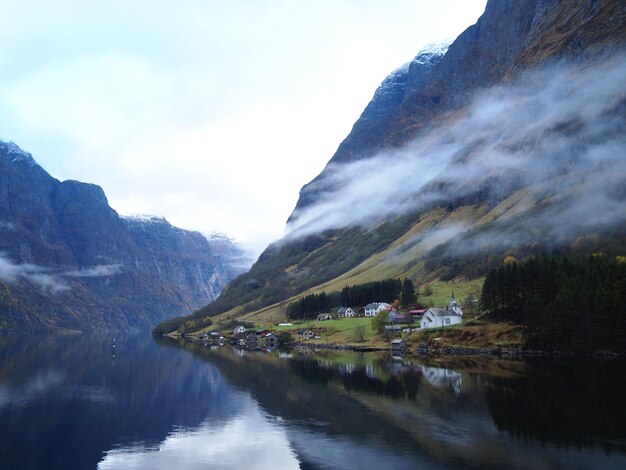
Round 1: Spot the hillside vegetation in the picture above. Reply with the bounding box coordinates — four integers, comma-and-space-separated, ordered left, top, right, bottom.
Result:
154, 0, 626, 335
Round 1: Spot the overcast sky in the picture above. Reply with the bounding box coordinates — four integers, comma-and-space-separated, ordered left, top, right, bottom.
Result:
0, 0, 486, 256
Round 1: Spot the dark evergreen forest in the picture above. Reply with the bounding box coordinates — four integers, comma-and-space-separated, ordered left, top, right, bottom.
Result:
481, 256, 626, 352
286, 279, 407, 320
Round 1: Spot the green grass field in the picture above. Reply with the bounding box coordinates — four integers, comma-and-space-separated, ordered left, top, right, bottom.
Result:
418, 278, 484, 309
265, 317, 379, 343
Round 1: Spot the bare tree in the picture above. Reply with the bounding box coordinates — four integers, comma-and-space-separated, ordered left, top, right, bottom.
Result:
353, 325, 366, 343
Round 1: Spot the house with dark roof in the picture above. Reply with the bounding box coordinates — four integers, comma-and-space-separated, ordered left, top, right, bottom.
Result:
420, 293, 463, 330
297, 329, 315, 341
336, 307, 356, 317
409, 308, 428, 319
245, 333, 261, 348
387, 310, 414, 324
317, 313, 333, 321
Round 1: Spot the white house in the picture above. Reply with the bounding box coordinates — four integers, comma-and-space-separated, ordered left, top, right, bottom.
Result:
364, 302, 392, 317
420, 294, 463, 330
233, 325, 246, 335
420, 308, 463, 329
337, 307, 356, 317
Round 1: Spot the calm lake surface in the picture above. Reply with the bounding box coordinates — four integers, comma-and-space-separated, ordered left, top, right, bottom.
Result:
1, 334, 626, 469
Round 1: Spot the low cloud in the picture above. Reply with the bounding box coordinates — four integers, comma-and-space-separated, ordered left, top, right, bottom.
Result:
0, 253, 69, 293
64, 264, 123, 278
0, 252, 123, 294
286, 52, 626, 254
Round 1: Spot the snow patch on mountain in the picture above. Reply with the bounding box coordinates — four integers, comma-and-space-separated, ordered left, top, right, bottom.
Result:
413, 38, 454, 64
371, 64, 410, 102
0, 140, 37, 166
122, 214, 169, 225
372, 38, 453, 103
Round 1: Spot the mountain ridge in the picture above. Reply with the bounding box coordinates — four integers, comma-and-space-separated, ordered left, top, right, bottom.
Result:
0, 140, 249, 332
152, 0, 625, 333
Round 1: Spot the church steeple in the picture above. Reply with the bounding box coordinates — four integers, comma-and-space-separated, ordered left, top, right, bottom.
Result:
450, 290, 462, 316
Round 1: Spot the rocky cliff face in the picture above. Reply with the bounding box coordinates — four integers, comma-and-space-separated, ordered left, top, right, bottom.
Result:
0, 141, 249, 332
158, 0, 626, 334
122, 216, 242, 303
292, 0, 626, 219
291, 40, 451, 217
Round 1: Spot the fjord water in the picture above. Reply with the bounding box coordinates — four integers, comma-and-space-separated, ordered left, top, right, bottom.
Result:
1, 335, 625, 470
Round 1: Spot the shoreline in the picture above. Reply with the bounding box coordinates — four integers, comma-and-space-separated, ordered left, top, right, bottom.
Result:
174, 335, 625, 359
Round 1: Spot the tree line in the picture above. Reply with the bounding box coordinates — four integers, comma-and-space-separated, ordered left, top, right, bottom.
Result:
286, 278, 417, 320
481, 255, 626, 352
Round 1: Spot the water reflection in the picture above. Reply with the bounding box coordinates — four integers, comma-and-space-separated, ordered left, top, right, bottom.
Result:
170, 342, 626, 468
0, 334, 241, 470
1, 334, 625, 470
421, 366, 463, 396
99, 400, 301, 470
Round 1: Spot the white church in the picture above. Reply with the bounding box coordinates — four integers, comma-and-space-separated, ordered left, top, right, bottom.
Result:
420, 292, 463, 330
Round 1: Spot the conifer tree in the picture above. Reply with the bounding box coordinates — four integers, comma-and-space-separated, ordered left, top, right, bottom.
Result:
400, 278, 417, 305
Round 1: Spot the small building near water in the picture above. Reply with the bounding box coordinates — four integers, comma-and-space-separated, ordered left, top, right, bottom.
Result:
245, 333, 261, 348
420, 308, 463, 329
298, 329, 315, 341
391, 339, 406, 352
420, 295, 463, 330
233, 325, 246, 335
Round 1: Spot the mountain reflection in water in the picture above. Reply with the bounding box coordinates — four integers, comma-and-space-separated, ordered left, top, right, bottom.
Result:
0, 334, 625, 469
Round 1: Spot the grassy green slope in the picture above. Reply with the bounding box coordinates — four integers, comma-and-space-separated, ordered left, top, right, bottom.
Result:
159, 176, 625, 334
154, 211, 425, 333
156, 194, 526, 332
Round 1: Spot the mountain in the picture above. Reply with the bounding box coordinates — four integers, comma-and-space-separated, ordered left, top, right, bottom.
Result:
0, 141, 250, 332
289, 39, 452, 218
159, 0, 626, 334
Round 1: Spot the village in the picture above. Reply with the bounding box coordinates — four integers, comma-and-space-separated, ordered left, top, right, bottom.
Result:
189, 293, 465, 353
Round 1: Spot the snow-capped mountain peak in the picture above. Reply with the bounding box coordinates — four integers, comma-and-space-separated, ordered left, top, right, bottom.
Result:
412, 38, 454, 65
0, 140, 37, 167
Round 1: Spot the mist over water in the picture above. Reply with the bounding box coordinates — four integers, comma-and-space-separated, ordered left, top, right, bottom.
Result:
286, 53, 626, 252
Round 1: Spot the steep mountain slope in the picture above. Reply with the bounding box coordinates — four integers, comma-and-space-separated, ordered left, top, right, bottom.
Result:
158, 0, 626, 333
0, 141, 249, 332
290, 39, 451, 217
294, 0, 626, 217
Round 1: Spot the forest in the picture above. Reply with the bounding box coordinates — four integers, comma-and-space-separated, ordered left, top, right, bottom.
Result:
286, 278, 416, 320
481, 255, 626, 352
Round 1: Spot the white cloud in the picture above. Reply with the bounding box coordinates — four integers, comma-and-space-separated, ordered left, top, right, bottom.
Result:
0, 252, 123, 294
0, 253, 70, 293
286, 54, 626, 249
0, 0, 487, 257
98, 400, 300, 470
64, 264, 123, 278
